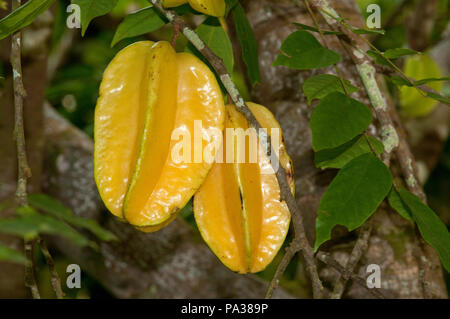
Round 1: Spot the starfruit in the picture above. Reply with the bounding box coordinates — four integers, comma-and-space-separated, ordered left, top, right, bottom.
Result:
194, 103, 294, 273
399, 53, 443, 117
94, 41, 225, 231
162, 0, 226, 17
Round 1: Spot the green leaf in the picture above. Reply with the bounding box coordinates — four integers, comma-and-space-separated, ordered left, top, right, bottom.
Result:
367, 50, 390, 66
310, 92, 372, 151
292, 23, 342, 35
291, 23, 384, 36
390, 75, 413, 87
390, 76, 450, 89
315, 154, 393, 251
0, 0, 56, 40
274, 31, 341, 70
398, 188, 450, 272
387, 188, 413, 222
186, 17, 234, 74
0, 244, 27, 265
352, 28, 385, 35
232, 3, 260, 85
303, 74, 359, 104
367, 48, 418, 67
225, 0, 238, 16
172, 3, 198, 15
426, 92, 450, 106
383, 48, 419, 59
111, 6, 166, 47
314, 135, 383, 169
414, 76, 450, 86
28, 194, 117, 242
0, 206, 96, 249
71, 0, 120, 36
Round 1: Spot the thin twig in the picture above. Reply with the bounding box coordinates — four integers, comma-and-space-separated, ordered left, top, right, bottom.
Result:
331, 220, 373, 299
149, 0, 325, 298
23, 241, 40, 299
375, 65, 447, 103
390, 107, 427, 202
39, 238, 64, 299
171, 22, 181, 48
265, 241, 300, 298
11, 0, 30, 204
316, 251, 386, 299
10, 0, 40, 299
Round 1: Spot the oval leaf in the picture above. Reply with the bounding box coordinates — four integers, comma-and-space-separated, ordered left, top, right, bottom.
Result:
310, 92, 372, 151
384, 48, 419, 59
225, 0, 238, 16
315, 154, 393, 251
186, 17, 234, 74
398, 188, 450, 273
0, 206, 96, 249
0, 0, 56, 40
28, 194, 117, 241
387, 188, 413, 222
232, 3, 260, 85
72, 0, 120, 36
111, 6, 166, 47
303, 74, 359, 104
273, 30, 341, 70
0, 244, 27, 265
314, 135, 384, 169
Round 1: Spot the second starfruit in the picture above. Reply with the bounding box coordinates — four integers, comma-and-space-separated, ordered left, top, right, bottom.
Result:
94, 41, 225, 231
194, 103, 294, 273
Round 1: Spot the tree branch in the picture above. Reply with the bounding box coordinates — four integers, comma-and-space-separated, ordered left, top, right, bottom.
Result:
149, 0, 324, 298
38, 238, 64, 299
265, 240, 300, 298
10, 0, 40, 299
330, 220, 372, 299
316, 251, 386, 299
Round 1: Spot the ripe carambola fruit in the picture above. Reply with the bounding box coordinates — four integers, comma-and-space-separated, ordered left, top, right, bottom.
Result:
94, 41, 225, 231
399, 54, 443, 117
194, 103, 294, 273
163, 0, 225, 17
